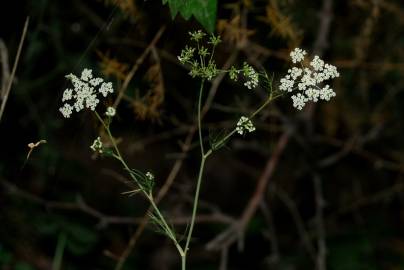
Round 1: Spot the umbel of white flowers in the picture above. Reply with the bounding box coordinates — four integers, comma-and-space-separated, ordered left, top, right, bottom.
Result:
90, 136, 103, 153
236, 116, 256, 135
279, 48, 340, 110
59, 69, 114, 118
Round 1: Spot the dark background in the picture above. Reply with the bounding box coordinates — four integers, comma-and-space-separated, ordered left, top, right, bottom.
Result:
1, 0, 404, 269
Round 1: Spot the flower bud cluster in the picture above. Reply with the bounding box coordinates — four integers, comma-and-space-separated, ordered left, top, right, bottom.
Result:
177, 31, 221, 80
105, 106, 116, 117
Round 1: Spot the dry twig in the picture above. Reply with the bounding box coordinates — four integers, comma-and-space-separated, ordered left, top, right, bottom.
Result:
206, 132, 290, 251
0, 17, 29, 122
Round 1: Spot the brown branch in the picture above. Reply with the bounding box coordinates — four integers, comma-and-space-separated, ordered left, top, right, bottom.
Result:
276, 187, 317, 260
313, 0, 333, 56
313, 174, 327, 270
335, 181, 404, 216
307, 2, 335, 268
219, 246, 229, 270
1, 179, 233, 227
206, 132, 290, 251
259, 200, 280, 263
315, 135, 404, 173
113, 26, 166, 108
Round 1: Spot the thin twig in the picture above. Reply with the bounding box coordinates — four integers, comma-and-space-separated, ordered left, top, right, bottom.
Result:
113, 26, 166, 108
0, 39, 10, 95
276, 187, 317, 261
219, 246, 229, 270
259, 200, 280, 263
0, 17, 29, 122
313, 174, 327, 270
1, 179, 233, 227
313, 0, 333, 56
206, 132, 290, 251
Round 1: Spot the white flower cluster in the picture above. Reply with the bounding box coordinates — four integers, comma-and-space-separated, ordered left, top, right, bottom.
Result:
242, 62, 259, 89
90, 137, 103, 153
105, 106, 116, 117
236, 116, 256, 135
59, 68, 114, 118
279, 48, 340, 110
290, 48, 306, 63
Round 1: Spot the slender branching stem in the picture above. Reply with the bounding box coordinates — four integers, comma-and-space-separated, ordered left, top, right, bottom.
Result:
95, 69, 279, 270
184, 156, 206, 254
183, 79, 207, 260
94, 111, 184, 257
197, 80, 206, 156
181, 255, 186, 270
206, 94, 281, 156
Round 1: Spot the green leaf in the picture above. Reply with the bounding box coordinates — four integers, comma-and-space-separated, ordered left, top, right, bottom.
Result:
162, 0, 185, 18
162, 0, 217, 33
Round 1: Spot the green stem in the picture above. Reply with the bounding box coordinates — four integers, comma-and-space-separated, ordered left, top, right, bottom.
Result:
184, 156, 206, 254
52, 232, 66, 270
182, 79, 207, 267
206, 94, 281, 155
94, 111, 184, 257
148, 194, 184, 256
198, 80, 206, 156
181, 255, 186, 270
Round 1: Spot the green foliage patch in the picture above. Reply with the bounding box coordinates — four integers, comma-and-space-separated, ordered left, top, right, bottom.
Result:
162, 0, 217, 32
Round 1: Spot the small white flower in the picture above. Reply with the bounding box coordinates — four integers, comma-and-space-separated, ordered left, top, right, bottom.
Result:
90, 136, 103, 153
310, 55, 324, 71
313, 71, 327, 84
81, 68, 93, 81
298, 71, 316, 91
86, 94, 99, 111
280, 75, 294, 92
90, 77, 103, 86
59, 103, 73, 118
305, 88, 320, 102
74, 98, 84, 112
290, 48, 306, 63
288, 67, 303, 80
323, 63, 339, 79
146, 172, 154, 181
62, 89, 73, 102
291, 93, 308, 110
99, 82, 113, 97
319, 85, 336, 101
105, 106, 116, 117
242, 63, 259, 89
236, 116, 256, 135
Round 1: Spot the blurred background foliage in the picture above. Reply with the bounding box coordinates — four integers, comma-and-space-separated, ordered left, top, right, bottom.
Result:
0, 0, 404, 269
